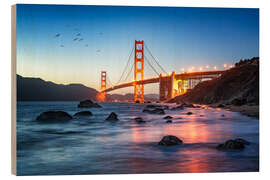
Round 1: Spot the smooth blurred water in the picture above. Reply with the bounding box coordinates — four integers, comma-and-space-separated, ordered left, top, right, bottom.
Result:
16, 102, 259, 175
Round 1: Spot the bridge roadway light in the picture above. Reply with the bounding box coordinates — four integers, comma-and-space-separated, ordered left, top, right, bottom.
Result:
214, 66, 217, 70
199, 67, 203, 71
223, 64, 227, 68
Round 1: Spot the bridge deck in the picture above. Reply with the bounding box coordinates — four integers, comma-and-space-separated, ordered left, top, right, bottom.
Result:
101, 70, 225, 93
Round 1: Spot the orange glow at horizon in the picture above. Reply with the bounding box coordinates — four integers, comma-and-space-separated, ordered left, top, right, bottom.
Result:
96, 92, 106, 102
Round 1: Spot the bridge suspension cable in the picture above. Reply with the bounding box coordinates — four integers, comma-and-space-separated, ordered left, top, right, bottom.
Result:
145, 55, 160, 77
115, 46, 134, 85
123, 62, 134, 82
106, 74, 114, 88
145, 44, 169, 76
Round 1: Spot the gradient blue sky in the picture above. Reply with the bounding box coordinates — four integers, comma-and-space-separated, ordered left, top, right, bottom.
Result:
16, 4, 259, 94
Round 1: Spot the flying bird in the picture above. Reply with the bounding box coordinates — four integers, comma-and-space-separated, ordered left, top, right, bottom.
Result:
76, 33, 81, 36
96, 49, 101, 52
73, 38, 78, 41
60, 45, 64, 47
79, 38, 83, 41
55, 33, 60, 37
99, 32, 103, 36
85, 44, 88, 47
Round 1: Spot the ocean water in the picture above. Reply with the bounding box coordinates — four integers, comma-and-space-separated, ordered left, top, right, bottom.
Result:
16, 101, 259, 175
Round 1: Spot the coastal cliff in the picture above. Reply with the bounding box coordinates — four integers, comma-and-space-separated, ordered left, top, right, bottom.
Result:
169, 57, 259, 117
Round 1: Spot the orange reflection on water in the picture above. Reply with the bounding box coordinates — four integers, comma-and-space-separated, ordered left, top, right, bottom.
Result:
127, 107, 235, 173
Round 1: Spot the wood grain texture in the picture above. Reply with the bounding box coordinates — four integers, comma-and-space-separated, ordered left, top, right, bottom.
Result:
11, 4, 17, 175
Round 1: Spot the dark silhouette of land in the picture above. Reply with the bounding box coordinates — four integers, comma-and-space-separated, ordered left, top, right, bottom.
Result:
17, 75, 98, 101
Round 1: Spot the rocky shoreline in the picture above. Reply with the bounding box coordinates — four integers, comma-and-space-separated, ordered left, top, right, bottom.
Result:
216, 104, 259, 119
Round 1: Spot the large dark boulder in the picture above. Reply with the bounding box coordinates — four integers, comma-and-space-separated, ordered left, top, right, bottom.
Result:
158, 135, 183, 146
106, 112, 118, 121
186, 112, 193, 115
216, 138, 250, 150
36, 111, 72, 122
74, 111, 93, 117
78, 100, 102, 108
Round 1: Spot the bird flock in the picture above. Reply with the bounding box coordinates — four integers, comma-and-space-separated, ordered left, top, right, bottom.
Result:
54, 27, 103, 53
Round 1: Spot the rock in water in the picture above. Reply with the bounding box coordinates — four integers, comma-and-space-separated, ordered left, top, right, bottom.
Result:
216, 138, 250, 150
134, 117, 146, 123
143, 108, 165, 115
78, 100, 102, 108
142, 105, 166, 114
234, 138, 250, 145
36, 111, 72, 122
164, 115, 173, 119
170, 105, 184, 111
145, 104, 169, 110
218, 104, 225, 108
186, 112, 193, 115
74, 111, 93, 117
158, 135, 183, 146
106, 112, 118, 121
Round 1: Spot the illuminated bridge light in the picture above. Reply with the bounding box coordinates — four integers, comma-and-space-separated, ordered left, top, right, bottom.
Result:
223, 64, 227, 68
214, 66, 217, 70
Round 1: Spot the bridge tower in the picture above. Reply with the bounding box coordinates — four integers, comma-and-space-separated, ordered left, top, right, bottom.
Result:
134, 40, 144, 103
101, 71, 106, 91
98, 71, 106, 102
159, 72, 175, 101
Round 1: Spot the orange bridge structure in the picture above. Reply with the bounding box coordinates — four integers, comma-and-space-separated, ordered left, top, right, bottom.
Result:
97, 40, 226, 102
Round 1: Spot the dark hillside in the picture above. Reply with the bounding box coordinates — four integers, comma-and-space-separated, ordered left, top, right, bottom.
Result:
169, 57, 259, 106
17, 75, 98, 101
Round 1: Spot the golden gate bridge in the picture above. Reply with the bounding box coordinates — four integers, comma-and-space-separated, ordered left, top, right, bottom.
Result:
97, 40, 230, 103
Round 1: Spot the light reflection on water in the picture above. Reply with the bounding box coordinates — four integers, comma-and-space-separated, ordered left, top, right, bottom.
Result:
17, 102, 259, 175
